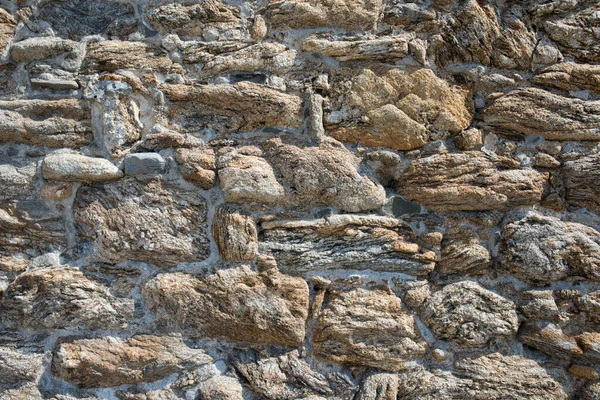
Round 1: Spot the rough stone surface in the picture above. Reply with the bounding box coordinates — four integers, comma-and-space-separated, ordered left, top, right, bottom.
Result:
142, 266, 309, 346
0, 99, 92, 148
1, 266, 134, 330
213, 206, 258, 262
421, 281, 519, 347
74, 178, 209, 267
42, 153, 123, 182
52, 335, 212, 388
397, 152, 548, 212
326, 68, 473, 151
498, 213, 600, 285
482, 88, 600, 141
312, 283, 427, 371
1, 1, 600, 397
260, 215, 435, 276
564, 153, 600, 215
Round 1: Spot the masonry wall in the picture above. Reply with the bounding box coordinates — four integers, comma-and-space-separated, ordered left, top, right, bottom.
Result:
1, 0, 600, 399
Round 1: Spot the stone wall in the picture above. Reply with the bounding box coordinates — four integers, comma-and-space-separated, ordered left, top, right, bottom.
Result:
0, 0, 600, 399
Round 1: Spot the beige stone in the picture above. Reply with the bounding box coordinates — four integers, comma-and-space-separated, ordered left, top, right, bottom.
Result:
174, 148, 216, 189
52, 335, 212, 388
268, 0, 383, 32
483, 88, 600, 141
313, 284, 427, 371
1, 266, 134, 330
0, 99, 92, 148
212, 206, 258, 262
83, 41, 184, 74
397, 152, 548, 212
143, 266, 309, 346
42, 153, 123, 183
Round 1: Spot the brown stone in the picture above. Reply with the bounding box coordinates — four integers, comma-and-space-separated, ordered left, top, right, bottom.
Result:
1, 266, 134, 330
174, 148, 216, 189
312, 284, 427, 371
74, 178, 209, 267
142, 266, 309, 346
0, 99, 92, 148
82, 41, 184, 74
52, 335, 212, 388
212, 206, 258, 262
483, 88, 600, 141
397, 151, 548, 212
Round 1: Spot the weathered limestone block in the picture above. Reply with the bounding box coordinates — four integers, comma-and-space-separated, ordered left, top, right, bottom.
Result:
174, 148, 216, 189
564, 154, 600, 215
397, 152, 548, 212
268, 0, 384, 32
498, 213, 600, 285
260, 215, 435, 276
263, 138, 386, 212
213, 206, 257, 262
217, 146, 286, 205
543, 2, 600, 62
482, 88, 600, 141
437, 228, 490, 276
326, 68, 472, 150
0, 266, 134, 330
142, 266, 309, 346
576, 332, 600, 363
178, 40, 252, 64
421, 281, 519, 347
0, 99, 92, 148
37, 0, 138, 40
52, 335, 212, 388
82, 41, 184, 74
302, 35, 409, 62
161, 82, 302, 135
312, 284, 427, 371
233, 350, 335, 399
11, 37, 77, 62
532, 62, 600, 94
42, 153, 123, 182
201, 42, 298, 76
382, 0, 436, 27
146, 0, 242, 39
0, 347, 44, 389
74, 178, 209, 267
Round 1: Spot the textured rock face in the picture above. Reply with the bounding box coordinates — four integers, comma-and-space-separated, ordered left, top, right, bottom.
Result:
498, 213, 600, 285
482, 88, 600, 141
260, 215, 435, 275
1, 266, 134, 330
398, 152, 548, 212
421, 281, 519, 347
326, 68, 473, 151
1, 0, 600, 398
74, 178, 209, 267
142, 266, 309, 346
52, 335, 212, 388
0, 100, 92, 148
312, 284, 427, 371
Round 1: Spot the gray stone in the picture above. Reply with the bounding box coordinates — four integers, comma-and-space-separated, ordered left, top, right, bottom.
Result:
124, 153, 166, 179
